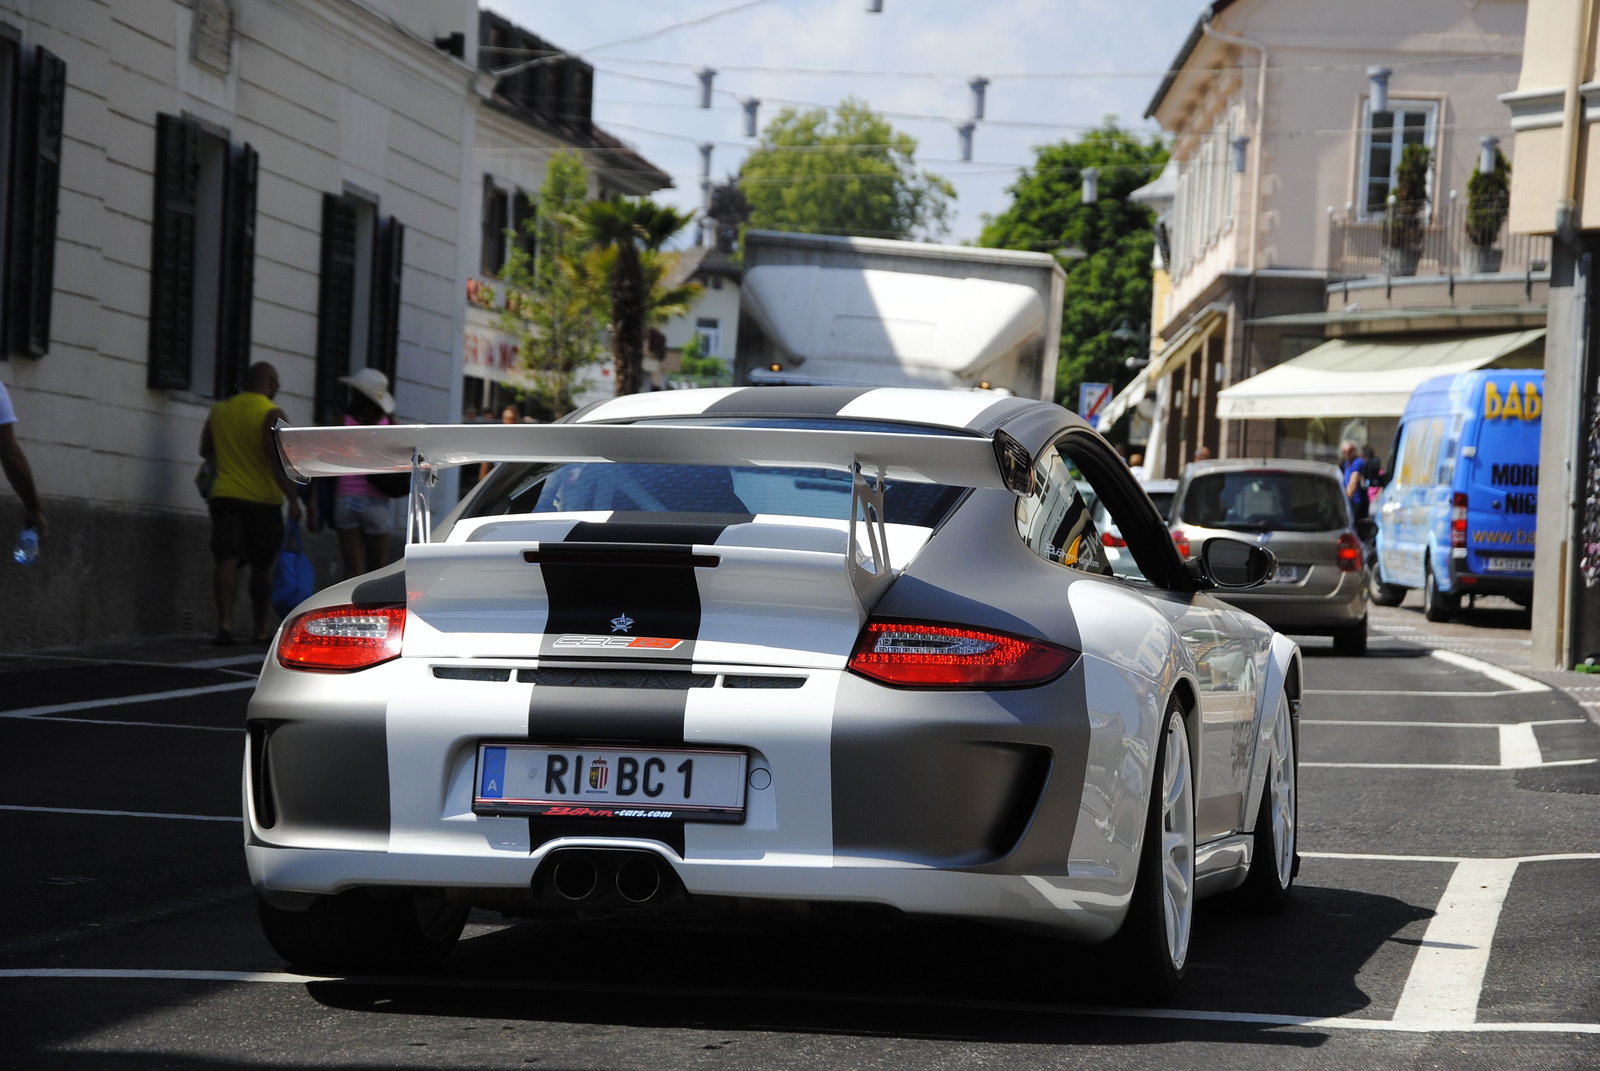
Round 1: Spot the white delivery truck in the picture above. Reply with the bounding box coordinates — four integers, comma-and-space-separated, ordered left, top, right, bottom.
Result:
735, 230, 1066, 401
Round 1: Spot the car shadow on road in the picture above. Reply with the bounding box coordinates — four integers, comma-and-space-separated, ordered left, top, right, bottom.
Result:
276, 881, 1429, 1048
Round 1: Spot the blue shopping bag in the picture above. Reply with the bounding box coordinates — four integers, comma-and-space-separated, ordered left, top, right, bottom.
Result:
271, 519, 316, 618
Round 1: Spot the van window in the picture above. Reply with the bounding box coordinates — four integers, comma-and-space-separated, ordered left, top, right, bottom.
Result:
1435, 412, 1466, 485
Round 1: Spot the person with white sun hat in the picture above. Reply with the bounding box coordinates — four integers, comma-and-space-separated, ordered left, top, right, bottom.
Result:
332, 367, 398, 579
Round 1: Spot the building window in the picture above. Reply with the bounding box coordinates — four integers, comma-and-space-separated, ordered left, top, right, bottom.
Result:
147, 113, 259, 396
695, 317, 721, 358
314, 192, 404, 423
481, 177, 507, 276
0, 35, 66, 360
1359, 100, 1437, 216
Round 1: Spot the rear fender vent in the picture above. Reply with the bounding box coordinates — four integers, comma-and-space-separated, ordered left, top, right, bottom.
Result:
247, 722, 276, 829
723, 675, 806, 689
432, 666, 513, 682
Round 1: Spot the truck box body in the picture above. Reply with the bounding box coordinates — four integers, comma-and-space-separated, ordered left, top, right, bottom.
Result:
735, 230, 1066, 401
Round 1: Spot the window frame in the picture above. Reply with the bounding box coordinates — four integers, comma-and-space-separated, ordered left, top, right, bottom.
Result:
1356, 97, 1439, 220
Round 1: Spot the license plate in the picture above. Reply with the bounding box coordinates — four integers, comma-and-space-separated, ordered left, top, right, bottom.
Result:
473, 743, 747, 822
1269, 563, 1305, 583
1483, 556, 1532, 573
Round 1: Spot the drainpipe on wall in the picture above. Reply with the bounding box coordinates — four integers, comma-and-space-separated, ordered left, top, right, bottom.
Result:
1554, 0, 1599, 667
1200, 10, 1267, 456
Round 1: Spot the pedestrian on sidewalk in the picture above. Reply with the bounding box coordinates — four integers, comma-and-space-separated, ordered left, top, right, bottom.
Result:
0, 379, 46, 552
1340, 439, 1369, 521
333, 367, 396, 580
200, 362, 302, 646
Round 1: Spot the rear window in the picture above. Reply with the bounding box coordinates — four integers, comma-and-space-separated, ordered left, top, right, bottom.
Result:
1147, 490, 1175, 521
464, 418, 968, 528
1181, 471, 1349, 533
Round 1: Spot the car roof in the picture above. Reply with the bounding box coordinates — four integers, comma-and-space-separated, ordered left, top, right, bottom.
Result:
1180, 458, 1344, 480
1140, 478, 1178, 492
567, 386, 1084, 444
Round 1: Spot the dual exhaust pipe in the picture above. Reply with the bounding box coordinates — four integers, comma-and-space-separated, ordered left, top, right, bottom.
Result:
538, 849, 679, 907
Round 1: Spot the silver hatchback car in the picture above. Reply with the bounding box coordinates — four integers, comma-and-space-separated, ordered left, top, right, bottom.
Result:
1170, 459, 1372, 655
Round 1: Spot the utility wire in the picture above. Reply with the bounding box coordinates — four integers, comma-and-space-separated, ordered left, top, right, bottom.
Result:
489, 0, 784, 74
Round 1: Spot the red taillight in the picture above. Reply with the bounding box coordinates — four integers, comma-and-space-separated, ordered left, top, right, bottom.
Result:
1172, 530, 1191, 557
1451, 492, 1468, 550
848, 620, 1079, 689
278, 606, 406, 671
1102, 531, 1126, 548
1337, 532, 1362, 572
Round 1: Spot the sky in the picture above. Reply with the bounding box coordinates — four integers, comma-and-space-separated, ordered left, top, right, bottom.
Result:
481, 0, 1202, 244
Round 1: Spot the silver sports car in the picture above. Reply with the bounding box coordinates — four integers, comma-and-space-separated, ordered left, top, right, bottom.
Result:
250, 387, 1301, 998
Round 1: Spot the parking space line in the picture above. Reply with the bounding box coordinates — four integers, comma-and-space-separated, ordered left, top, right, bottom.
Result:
1301, 851, 1600, 863
1304, 759, 1598, 770
1306, 689, 1531, 698
2, 715, 242, 732
1302, 719, 1585, 728
0, 804, 241, 823
1392, 858, 1519, 1026
1498, 723, 1544, 768
0, 680, 256, 719
1429, 650, 1550, 693
0, 968, 1595, 1034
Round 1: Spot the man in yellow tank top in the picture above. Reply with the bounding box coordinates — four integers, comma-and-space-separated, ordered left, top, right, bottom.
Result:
200, 362, 303, 645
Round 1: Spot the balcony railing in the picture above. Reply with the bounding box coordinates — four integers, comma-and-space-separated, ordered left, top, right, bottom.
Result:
1327, 199, 1551, 281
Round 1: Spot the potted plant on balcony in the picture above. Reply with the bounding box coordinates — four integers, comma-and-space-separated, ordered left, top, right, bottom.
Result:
1381, 144, 1431, 277
1463, 147, 1510, 275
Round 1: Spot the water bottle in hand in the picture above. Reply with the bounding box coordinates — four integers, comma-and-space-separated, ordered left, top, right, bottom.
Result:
13, 525, 39, 565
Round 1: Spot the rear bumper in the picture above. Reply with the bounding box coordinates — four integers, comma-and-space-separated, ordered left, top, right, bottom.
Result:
245, 840, 1127, 941
1217, 569, 1368, 632
1449, 569, 1533, 599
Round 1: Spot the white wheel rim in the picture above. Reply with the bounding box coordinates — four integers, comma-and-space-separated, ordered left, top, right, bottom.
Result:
1160, 713, 1195, 970
1269, 697, 1296, 888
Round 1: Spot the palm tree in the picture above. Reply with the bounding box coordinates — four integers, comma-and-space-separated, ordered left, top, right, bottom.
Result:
572, 197, 695, 395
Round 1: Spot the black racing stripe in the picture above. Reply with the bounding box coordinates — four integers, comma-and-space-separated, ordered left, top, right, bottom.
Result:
700, 385, 873, 417
527, 683, 688, 745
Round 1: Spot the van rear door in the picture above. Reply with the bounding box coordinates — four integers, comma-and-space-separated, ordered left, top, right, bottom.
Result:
1461, 372, 1541, 575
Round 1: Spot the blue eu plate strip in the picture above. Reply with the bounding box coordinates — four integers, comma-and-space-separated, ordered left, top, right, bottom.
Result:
479, 746, 506, 799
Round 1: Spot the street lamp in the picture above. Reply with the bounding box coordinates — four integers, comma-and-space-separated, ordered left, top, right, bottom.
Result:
1367, 65, 1391, 114
696, 68, 716, 109
1111, 316, 1150, 369
957, 121, 976, 162
1082, 167, 1100, 205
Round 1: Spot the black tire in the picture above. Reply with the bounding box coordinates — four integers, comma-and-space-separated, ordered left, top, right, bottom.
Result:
1369, 572, 1406, 607
1332, 615, 1368, 656
1422, 560, 1457, 623
1243, 693, 1296, 913
1108, 701, 1194, 1003
257, 889, 468, 974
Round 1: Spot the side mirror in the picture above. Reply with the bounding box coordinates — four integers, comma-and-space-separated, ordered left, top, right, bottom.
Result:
1196, 537, 1276, 590
1355, 517, 1378, 543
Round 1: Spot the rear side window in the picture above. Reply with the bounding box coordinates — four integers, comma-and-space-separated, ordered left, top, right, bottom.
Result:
1182, 471, 1349, 533
1015, 447, 1112, 577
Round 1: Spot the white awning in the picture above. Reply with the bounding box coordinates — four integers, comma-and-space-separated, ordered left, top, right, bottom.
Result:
1096, 366, 1150, 432
1215, 330, 1546, 420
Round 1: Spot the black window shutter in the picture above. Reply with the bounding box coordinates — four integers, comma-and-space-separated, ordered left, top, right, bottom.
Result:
368, 215, 404, 386
511, 191, 535, 261
314, 193, 357, 424
147, 113, 200, 389
216, 141, 258, 397
14, 46, 64, 358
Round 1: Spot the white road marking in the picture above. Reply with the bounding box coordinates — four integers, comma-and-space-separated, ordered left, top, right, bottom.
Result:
1307, 689, 1533, 698
0, 804, 241, 823
2, 715, 242, 733
1498, 723, 1545, 768
1301, 851, 1600, 864
1302, 719, 1584, 728
0, 968, 1595, 1034
0, 680, 255, 719
1303, 759, 1597, 770
1429, 649, 1550, 693
1392, 859, 1520, 1026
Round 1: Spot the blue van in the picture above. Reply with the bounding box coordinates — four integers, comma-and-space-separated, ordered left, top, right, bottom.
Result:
1371, 368, 1542, 620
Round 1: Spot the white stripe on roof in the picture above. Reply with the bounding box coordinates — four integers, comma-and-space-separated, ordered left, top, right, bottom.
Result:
836, 388, 1008, 429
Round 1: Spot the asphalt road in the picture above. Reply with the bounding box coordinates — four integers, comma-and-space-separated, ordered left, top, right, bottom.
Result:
1, 600, 1598, 1069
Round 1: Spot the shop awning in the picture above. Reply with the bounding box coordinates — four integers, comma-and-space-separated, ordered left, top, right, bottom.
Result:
1214, 329, 1546, 420
1146, 305, 1224, 383
1095, 365, 1150, 432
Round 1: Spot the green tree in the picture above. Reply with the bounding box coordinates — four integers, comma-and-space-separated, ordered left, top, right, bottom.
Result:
979, 121, 1168, 407
739, 97, 954, 240
573, 197, 696, 396
497, 151, 603, 417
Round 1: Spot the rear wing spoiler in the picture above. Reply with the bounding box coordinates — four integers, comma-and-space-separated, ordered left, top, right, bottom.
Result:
272, 422, 1020, 586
